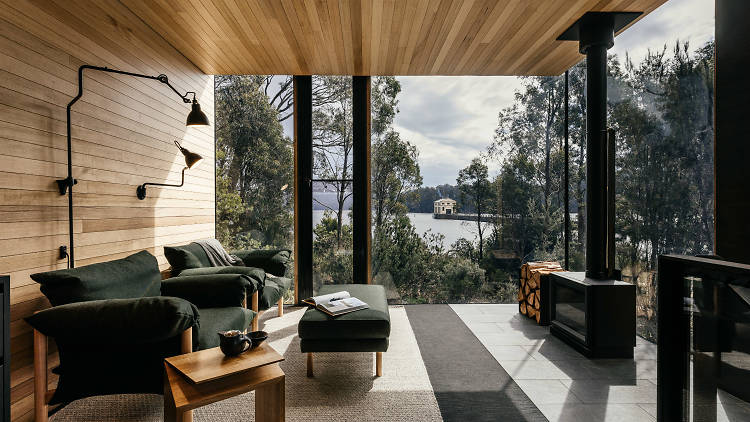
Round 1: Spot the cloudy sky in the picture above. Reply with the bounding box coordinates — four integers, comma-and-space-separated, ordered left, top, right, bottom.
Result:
395, 0, 715, 186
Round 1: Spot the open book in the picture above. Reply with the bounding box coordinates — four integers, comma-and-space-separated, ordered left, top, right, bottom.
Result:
302, 291, 369, 316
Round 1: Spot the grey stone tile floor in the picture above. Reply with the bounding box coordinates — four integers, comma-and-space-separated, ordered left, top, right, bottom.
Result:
451, 304, 750, 422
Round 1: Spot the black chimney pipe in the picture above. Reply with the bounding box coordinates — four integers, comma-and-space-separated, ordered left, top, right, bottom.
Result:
581, 15, 613, 279
558, 11, 640, 279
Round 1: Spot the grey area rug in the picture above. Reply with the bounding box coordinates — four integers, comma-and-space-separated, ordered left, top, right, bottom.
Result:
51, 306, 443, 421
406, 304, 548, 422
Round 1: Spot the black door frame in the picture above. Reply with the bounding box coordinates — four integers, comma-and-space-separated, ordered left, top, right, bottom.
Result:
293, 75, 371, 303
293, 75, 314, 303
352, 76, 372, 285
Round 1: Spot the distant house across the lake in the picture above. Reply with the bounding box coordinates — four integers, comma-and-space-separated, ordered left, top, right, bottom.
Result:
434, 198, 456, 215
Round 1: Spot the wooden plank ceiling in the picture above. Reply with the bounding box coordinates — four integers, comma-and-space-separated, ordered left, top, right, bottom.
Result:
120, 0, 667, 76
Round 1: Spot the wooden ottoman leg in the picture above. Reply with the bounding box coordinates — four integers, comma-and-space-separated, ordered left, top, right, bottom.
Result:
277, 297, 284, 317
251, 291, 260, 331
375, 352, 383, 377
306, 353, 314, 377
256, 374, 285, 422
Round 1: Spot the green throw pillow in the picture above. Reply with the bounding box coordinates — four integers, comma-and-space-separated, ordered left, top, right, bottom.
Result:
163, 245, 204, 275
30, 250, 161, 306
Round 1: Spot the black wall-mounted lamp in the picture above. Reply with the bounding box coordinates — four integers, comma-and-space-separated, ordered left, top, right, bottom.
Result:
137, 141, 203, 200
187, 100, 210, 126
58, 65, 209, 267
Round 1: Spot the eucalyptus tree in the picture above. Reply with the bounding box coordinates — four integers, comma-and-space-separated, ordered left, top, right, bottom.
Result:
214, 75, 294, 249
457, 157, 495, 260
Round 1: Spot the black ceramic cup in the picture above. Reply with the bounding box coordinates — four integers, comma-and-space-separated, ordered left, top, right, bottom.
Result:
218, 330, 252, 356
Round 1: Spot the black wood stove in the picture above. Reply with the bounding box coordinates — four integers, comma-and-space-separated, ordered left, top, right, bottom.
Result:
551, 12, 641, 359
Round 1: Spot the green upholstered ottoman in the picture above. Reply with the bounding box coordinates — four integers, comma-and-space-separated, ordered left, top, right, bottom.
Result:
298, 284, 390, 377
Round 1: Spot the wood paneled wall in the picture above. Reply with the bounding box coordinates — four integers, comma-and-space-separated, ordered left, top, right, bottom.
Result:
0, 1, 215, 420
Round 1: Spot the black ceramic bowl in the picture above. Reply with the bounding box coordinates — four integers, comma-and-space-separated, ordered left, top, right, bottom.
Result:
248, 331, 268, 349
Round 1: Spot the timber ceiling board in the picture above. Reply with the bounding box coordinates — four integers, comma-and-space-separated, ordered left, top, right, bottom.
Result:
119, 0, 668, 76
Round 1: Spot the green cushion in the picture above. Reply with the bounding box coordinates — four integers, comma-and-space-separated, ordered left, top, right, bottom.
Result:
25, 297, 198, 344
30, 251, 161, 306
163, 243, 211, 275
196, 307, 255, 349
298, 284, 390, 340
232, 249, 291, 277
260, 276, 292, 310
179, 266, 265, 291
162, 274, 255, 307
301, 338, 389, 353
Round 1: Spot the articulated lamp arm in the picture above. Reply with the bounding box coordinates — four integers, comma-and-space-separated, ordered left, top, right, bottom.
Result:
136, 167, 188, 200
59, 65, 208, 268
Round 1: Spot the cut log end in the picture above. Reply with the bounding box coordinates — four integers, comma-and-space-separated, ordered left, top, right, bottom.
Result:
518, 261, 564, 325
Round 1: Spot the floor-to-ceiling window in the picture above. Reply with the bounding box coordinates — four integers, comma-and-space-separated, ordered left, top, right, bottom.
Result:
311, 76, 355, 293
371, 76, 530, 304
214, 75, 295, 303
605, 4, 715, 341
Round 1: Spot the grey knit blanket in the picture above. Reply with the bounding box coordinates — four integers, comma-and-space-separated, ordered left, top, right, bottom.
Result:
194, 239, 244, 267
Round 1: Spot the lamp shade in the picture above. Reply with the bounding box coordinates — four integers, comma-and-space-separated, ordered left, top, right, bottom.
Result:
174, 141, 203, 169
186, 100, 210, 126
183, 150, 203, 169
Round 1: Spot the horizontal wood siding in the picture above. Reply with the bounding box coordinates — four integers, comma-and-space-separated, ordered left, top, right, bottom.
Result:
0, 0, 214, 420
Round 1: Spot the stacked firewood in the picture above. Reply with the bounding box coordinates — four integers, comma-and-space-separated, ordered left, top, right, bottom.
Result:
518, 261, 564, 324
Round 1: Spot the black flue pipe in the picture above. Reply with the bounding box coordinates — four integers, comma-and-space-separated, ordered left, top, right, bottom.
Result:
558, 11, 640, 279
579, 16, 614, 280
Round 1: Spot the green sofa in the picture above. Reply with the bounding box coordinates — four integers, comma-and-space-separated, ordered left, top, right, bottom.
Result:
25, 250, 256, 408
163, 242, 293, 329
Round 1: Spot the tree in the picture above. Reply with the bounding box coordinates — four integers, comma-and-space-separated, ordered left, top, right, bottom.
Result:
491, 41, 714, 267
372, 131, 422, 227
457, 158, 495, 260
612, 41, 715, 269
312, 76, 354, 246
370, 77, 422, 228
255, 75, 355, 123
214, 75, 293, 249
566, 62, 588, 267
491, 76, 567, 256
495, 155, 543, 261
311, 76, 413, 245
372, 214, 428, 299
312, 212, 354, 286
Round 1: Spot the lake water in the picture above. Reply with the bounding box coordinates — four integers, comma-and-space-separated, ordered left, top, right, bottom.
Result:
312, 210, 478, 248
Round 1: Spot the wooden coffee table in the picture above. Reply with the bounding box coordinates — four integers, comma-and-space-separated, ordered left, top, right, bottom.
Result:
164, 343, 285, 422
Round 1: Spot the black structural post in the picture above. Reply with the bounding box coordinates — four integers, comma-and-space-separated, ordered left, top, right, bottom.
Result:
564, 70, 570, 270
715, 0, 750, 264
294, 75, 314, 302
352, 76, 372, 284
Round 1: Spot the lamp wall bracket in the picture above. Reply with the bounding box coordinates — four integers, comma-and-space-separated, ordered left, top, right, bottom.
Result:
56, 176, 77, 195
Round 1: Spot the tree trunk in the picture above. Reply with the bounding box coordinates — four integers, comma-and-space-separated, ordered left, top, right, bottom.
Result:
477, 221, 484, 261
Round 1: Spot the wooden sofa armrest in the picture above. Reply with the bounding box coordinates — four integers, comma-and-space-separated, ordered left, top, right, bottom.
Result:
251, 291, 259, 331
